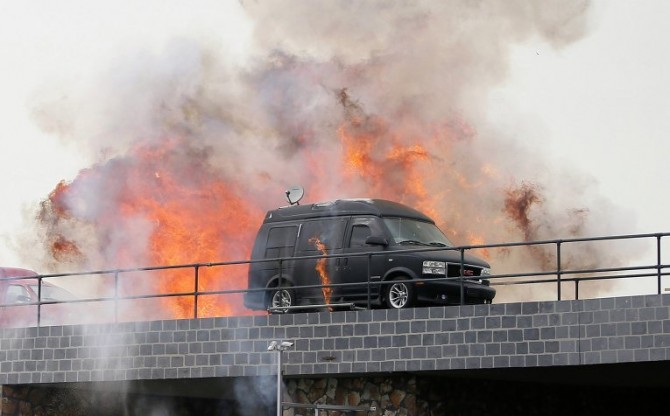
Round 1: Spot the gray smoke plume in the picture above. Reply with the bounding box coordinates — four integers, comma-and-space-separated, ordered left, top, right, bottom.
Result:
16, 0, 641, 306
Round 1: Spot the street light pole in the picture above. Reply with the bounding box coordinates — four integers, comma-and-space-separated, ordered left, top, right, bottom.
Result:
267, 340, 294, 416
277, 346, 282, 416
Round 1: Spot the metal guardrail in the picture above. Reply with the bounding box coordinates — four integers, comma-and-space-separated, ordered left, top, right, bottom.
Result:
283, 402, 375, 415
1, 232, 669, 326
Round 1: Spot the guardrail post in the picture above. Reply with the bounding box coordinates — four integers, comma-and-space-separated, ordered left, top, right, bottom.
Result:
556, 241, 562, 301
459, 248, 465, 306
194, 265, 200, 319
278, 258, 283, 298
367, 253, 372, 310
37, 275, 42, 327
657, 235, 662, 294
114, 270, 119, 323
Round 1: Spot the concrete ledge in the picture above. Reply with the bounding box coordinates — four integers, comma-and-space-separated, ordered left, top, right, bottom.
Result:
1, 294, 669, 385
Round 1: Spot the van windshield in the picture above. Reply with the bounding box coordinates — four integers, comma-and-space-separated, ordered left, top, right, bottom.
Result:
383, 218, 453, 247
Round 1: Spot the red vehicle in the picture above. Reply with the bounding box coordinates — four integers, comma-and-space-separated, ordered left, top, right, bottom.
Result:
0, 267, 76, 327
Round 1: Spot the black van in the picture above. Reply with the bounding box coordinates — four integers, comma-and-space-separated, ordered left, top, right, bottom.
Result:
243, 199, 495, 311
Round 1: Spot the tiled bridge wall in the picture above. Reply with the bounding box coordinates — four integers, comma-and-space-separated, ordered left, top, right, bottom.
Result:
1, 294, 669, 385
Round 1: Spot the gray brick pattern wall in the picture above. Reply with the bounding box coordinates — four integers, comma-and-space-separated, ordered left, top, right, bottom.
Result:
1, 294, 669, 385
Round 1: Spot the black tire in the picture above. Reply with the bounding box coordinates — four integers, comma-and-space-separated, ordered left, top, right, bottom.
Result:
267, 286, 295, 313
384, 277, 414, 309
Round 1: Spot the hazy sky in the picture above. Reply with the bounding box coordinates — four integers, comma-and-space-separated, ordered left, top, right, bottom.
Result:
1, 0, 669, 271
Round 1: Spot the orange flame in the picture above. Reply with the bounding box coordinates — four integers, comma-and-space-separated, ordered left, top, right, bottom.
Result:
336, 89, 440, 222
309, 237, 332, 306
38, 88, 515, 320
40, 138, 264, 319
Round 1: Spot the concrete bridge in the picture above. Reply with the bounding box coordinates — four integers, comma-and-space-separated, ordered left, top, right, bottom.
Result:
1, 293, 669, 414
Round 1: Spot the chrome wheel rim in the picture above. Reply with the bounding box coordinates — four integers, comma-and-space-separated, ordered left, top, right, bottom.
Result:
271, 289, 292, 308
389, 282, 409, 308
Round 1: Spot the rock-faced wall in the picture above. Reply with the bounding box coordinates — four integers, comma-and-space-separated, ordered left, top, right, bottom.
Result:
2, 373, 665, 415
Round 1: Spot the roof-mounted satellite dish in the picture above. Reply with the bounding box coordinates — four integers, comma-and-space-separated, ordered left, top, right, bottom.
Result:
285, 186, 304, 206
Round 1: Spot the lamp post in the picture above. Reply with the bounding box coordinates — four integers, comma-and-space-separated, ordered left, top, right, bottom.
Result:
267, 340, 293, 416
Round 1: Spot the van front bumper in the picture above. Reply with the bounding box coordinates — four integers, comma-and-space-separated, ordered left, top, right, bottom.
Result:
415, 278, 496, 305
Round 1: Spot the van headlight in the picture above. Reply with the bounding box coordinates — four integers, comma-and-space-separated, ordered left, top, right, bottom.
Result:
480, 267, 491, 276
422, 260, 446, 275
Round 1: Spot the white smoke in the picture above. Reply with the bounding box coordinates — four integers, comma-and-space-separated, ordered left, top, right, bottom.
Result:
16, 0, 642, 302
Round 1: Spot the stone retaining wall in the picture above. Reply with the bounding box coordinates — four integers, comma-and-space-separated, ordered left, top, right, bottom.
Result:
2, 373, 665, 415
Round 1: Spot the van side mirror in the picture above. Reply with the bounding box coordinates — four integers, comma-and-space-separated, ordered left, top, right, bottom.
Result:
365, 235, 388, 246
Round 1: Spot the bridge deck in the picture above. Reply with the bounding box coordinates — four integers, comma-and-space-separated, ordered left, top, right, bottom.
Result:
1, 294, 669, 386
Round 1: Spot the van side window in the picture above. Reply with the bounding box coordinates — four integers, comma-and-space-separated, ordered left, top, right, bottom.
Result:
349, 225, 372, 248
298, 219, 347, 252
265, 226, 298, 258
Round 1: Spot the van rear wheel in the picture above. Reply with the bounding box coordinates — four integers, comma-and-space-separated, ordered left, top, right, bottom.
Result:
385, 277, 414, 309
268, 286, 295, 313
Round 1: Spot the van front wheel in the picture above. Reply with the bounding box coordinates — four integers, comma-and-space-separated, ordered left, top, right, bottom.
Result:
268, 287, 295, 312
385, 277, 414, 309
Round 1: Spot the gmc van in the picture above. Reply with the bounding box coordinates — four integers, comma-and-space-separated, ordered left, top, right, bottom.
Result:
243, 199, 495, 311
